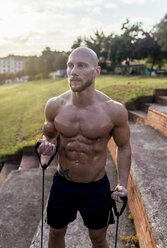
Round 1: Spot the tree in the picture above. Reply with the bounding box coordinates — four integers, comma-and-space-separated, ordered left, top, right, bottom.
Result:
71, 31, 108, 71
155, 14, 167, 53
0, 73, 6, 83
133, 32, 162, 73
54, 53, 68, 71
71, 36, 83, 50
38, 47, 55, 77
121, 19, 143, 40
104, 20, 143, 70
16, 70, 25, 78
5, 72, 16, 80
24, 56, 39, 77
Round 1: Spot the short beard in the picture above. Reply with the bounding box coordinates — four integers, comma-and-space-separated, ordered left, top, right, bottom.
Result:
71, 79, 93, 92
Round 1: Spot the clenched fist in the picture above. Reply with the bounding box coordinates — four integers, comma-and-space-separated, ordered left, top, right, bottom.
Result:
37, 139, 57, 157
111, 185, 127, 203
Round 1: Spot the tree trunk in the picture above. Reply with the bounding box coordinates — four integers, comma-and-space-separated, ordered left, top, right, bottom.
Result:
149, 58, 155, 77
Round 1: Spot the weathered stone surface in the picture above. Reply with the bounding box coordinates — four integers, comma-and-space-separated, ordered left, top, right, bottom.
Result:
0, 167, 55, 248
130, 124, 167, 248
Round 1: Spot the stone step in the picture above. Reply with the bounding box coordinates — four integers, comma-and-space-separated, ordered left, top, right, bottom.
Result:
0, 161, 19, 187
0, 167, 55, 248
128, 110, 147, 124
155, 96, 167, 106
30, 153, 136, 248
19, 146, 58, 170
147, 104, 167, 137
138, 102, 151, 112
0, 154, 21, 187
153, 88, 167, 96
19, 146, 39, 170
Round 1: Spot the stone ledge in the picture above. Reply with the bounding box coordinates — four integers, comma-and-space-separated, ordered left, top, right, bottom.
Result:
147, 105, 167, 137
0, 160, 20, 187
108, 124, 167, 248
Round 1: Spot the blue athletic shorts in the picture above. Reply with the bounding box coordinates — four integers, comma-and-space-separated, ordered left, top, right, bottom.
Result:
46, 171, 115, 230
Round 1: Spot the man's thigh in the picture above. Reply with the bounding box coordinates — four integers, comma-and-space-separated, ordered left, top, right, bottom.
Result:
49, 226, 68, 237
88, 226, 108, 243
47, 203, 77, 229
79, 208, 114, 230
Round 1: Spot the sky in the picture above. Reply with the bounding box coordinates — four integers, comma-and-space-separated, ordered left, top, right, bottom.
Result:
0, 0, 167, 57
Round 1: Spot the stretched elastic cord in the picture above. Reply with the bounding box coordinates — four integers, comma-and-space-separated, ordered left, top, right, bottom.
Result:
111, 191, 128, 248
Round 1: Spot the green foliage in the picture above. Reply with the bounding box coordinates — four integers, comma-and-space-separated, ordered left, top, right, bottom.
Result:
70, 16, 167, 71
128, 213, 134, 221
71, 20, 144, 70
54, 53, 68, 71
0, 72, 19, 83
24, 56, 40, 76
4, 72, 16, 80
155, 14, 167, 53
120, 235, 139, 247
71, 36, 83, 50
119, 213, 139, 247
84, 31, 106, 57
23, 47, 69, 80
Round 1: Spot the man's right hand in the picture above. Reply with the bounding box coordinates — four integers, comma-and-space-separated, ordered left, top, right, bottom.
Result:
37, 139, 57, 156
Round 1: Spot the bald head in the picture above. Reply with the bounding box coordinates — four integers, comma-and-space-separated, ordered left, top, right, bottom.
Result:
69, 47, 99, 67
67, 46, 101, 92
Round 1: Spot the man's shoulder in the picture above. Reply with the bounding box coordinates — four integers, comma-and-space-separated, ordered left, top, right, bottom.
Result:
95, 90, 128, 123
96, 90, 124, 108
46, 91, 71, 107
45, 91, 71, 118
95, 90, 111, 102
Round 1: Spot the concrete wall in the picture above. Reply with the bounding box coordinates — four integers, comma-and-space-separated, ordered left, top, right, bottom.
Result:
107, 138, 156, 248
147, 107, 167, 137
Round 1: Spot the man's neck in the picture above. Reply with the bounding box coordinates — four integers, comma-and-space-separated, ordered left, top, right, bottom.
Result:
71, 85, 95, 108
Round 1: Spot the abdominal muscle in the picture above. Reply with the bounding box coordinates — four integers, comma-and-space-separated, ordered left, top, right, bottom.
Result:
57, 135, 109, 183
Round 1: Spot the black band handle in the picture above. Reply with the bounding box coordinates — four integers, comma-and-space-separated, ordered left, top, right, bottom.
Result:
35, 141, 58, 170
119, 196, 128, 216
111, 191, 128, 217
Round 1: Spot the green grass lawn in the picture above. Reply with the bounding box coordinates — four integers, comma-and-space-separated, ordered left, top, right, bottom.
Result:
0, 75, 167, 161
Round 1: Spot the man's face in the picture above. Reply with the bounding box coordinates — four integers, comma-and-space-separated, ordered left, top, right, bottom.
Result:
67, 51, 97, 92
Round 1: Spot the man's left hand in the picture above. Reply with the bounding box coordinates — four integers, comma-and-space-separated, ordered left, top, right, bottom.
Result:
111, 185, 127, 203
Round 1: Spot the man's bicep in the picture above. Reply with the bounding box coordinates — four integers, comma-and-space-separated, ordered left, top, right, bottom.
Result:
43, 120, 57, 139
112, 121, 130, 147
43, 98, 58, 140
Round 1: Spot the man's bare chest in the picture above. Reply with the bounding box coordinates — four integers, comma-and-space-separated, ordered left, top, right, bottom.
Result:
54, 105, 113, 139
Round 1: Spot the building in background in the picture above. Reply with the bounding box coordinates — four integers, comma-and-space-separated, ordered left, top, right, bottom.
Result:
0, 55, 25, 74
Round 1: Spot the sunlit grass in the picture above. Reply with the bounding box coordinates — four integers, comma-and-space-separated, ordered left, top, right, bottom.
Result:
0, 75, 167, 160
95, 75, 167, 103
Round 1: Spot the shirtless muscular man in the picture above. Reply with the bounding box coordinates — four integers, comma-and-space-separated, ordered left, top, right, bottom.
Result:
38, 47, 131, 248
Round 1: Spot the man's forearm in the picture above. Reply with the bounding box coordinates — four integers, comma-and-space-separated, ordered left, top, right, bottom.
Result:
117, 143, 131, 188
42, 134, 57, 144
40, 135, 57, 164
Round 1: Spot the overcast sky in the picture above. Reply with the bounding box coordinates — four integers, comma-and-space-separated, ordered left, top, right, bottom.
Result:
0, 0, 166, 57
